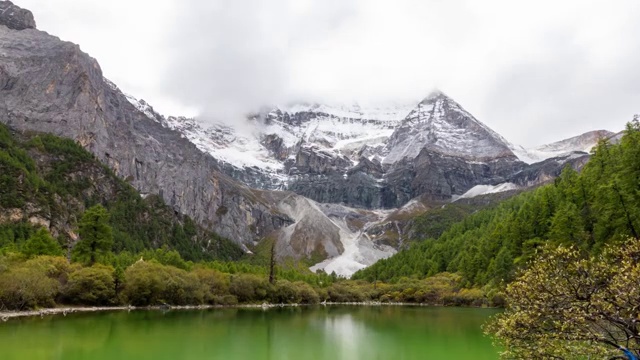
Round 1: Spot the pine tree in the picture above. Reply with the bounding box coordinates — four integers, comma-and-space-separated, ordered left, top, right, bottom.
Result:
22, 228, 63, 258
487, 246, 513, 284
548, 202, 588, 246
73, 205, 114, 265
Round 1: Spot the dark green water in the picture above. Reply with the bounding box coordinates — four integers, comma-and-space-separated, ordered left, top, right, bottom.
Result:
0, 306, 499, 360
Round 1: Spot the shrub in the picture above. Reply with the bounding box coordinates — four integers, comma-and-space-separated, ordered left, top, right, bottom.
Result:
292, 281, 319, 304
265, 280, 320, 304
64, 265, 115, 305
327, 284, 366, 302
269, 280, 298, 304
0, 264, 59, 310
122, 261, 204, 306
22, 228, 63, 258
444, 288, 486, 307
229, 274, 270, 303
25, 256, 75, 285
192, 267, 229, 303
163, 266, 203, 305
489, 292, 506, 308
212, 295, 238, 306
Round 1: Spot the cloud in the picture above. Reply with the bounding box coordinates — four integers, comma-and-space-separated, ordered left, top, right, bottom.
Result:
15, 0, 640, 145
286, 0, 640, 145
159, 0, 356, 126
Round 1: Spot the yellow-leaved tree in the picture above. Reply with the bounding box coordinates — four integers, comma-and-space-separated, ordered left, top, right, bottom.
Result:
485, 238, 640, 359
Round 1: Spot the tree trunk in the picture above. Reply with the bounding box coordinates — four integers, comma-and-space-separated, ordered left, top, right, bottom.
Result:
269, 240, 276, 285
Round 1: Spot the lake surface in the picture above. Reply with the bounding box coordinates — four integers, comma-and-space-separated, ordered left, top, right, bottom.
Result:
0, 306, 500, 360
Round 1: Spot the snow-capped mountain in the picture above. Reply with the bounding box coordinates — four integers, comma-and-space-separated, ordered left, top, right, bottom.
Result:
124, 89, 614, 276
125, 89, 613, 209
383, 91, 516, 164
0, 0, 620, 278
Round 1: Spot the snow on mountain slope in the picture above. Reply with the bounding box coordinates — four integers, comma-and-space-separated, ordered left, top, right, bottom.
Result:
165, 119, 288, 173
262, 192, 396, 277
280, 102, 418, 122
382, 91, 517, 164
125, 89, 521, 187
309, 204, 397, 277
510, 130, 614, 164
124, 88, 615, 190
124, 92, 424, 190
453, 183, 519, 201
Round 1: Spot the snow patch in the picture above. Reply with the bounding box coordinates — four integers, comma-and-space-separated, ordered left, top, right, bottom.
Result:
510, 130, 613, 164
308, 205, 396, 278
453, 183, 519, 201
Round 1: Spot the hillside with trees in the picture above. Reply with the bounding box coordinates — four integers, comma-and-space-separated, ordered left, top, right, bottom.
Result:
0, 124, 495, 311
2, 119, 639, 333
0, 123, 242, 261
354, 118, 639, 289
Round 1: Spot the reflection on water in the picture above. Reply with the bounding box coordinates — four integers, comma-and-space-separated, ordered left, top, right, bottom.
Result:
324, 314, 363, 359
0, 306, 500, 360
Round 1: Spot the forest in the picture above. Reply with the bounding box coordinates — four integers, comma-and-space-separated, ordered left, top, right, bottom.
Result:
354, 118, 640, 289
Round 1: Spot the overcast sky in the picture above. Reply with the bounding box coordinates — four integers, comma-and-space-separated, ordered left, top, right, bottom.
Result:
16, 0, 640, 146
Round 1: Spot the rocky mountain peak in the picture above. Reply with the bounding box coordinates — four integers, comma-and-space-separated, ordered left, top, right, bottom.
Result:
384, 90, 516, 164
419, 89, 448, 104
0, 1, 36, 30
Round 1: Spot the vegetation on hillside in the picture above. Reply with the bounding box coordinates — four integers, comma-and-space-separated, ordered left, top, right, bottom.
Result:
0, 201, 492, 310
0, 123, 242, 261
354, 119, 640, 288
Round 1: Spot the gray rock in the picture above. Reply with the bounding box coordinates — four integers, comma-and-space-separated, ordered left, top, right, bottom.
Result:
0, 19, 288, 247
508, 152, 591, 187
0, 1, 35, 30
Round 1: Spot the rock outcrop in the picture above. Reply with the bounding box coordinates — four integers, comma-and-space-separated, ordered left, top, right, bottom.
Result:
0, 4, 290, 247
0, 1, 35, 30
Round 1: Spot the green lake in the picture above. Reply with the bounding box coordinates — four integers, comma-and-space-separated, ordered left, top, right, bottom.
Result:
0, 306, 500, 360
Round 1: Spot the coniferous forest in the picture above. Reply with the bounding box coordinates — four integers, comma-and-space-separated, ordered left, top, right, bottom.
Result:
354, 118, 640, 289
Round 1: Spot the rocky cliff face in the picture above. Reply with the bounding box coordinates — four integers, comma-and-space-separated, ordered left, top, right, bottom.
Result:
0, 5, 290, 248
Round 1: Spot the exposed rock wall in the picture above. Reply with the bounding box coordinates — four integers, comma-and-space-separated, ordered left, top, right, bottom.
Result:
0, 10, 290, 246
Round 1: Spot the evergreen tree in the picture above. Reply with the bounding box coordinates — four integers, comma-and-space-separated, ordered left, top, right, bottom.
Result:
548, 202, 588, 246
487, 247, 513, 283
22, 228, 63, 258
73, 205, 114, 265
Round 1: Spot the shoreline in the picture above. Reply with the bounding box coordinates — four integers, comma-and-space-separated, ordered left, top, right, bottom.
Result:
0, 302, 498, 321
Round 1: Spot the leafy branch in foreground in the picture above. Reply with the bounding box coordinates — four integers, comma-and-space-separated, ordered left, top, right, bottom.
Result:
485, 238, 640, 359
